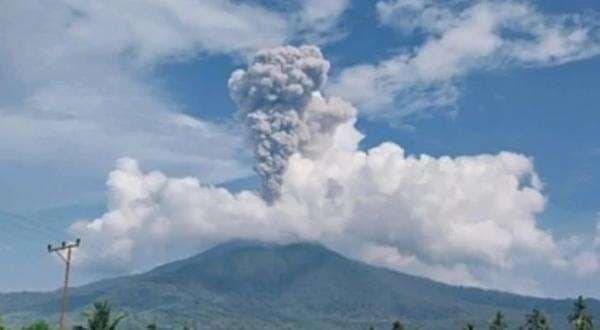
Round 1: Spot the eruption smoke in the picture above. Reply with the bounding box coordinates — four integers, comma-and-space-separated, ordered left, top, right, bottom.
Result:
72, 45, 577, 294
228, 45, 353, 202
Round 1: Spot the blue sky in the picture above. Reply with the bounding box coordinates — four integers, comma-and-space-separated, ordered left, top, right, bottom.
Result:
1, 0, 600, 297
157, 0, 600, 234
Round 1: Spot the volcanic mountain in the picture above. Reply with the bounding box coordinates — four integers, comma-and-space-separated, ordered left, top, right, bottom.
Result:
0, 241, 597, 329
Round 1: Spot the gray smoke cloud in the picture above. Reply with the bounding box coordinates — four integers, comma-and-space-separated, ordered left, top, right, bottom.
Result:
228, 45, 354, 202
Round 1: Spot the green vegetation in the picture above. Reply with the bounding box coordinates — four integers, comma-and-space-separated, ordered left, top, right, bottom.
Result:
21, 320, 52, 330
0, 242, 598, 329
569, 296, 594, 330
72, 301, 126, 330
521, 309, 550, 330
392, 320, 405, 330
0, 296, 597, 329
489, 311, 508, 330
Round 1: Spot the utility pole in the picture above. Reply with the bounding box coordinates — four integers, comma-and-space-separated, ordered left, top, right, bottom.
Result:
48, 238, 81, 330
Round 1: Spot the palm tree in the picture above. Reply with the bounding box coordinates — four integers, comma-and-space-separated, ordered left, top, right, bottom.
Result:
464, 322, 476, 330
392, 320, 405, 330
22, 320, 53, 330
569, 296, 594, 330
490, 311, 508, 330
521, 309, 550, 330
73, 301, 126, 330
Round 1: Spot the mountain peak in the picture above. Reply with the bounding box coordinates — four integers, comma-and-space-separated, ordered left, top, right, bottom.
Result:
146, 240, 333, 275
143, 240, 347, 293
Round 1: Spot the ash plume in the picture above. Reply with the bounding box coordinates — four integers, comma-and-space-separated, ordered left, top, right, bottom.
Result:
228, 45, 353, 202
73, 45, 571, 294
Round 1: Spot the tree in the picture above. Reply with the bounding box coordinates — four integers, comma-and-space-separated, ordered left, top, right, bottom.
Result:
392, 320, 405, 330
0, 314, 5, 330
22, 320, 53, 330
464, 322, 476, 330
146, 323, 158, 330
73, 301, 126, 330
569, 296, 594, 330
521, 309, 550, 330
489, 311, 508, 330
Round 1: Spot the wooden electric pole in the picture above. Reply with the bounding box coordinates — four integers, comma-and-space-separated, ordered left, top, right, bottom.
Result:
48, 238, 81, 330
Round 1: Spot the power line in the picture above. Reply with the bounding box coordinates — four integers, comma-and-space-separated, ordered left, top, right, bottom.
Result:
0, 213, 60, 239
0, 210, 69, 239
0, 220, 49, 241
48, 238, 81, 330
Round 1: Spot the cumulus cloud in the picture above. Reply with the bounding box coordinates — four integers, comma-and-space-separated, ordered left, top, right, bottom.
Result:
70, 45, 584, 295
328, 0, 600, 117
359, 243, 482, 287
559, 219, 600, 278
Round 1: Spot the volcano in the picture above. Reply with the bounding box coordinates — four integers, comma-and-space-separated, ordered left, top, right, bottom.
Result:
0, 241, 597, 329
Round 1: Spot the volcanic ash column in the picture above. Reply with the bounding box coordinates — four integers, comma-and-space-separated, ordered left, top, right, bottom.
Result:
228, 45, 355, 203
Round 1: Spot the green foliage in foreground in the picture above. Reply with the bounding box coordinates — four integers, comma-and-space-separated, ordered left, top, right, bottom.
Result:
392, 320, 405, 330
21, 320, 52, 330
570, 296, 594, 330
72, 301, 126, 330
489, 311, 508, 330
1, 297, 599, 330
458, 298, 596, 330
520, 309, 550, 330
0, 296, 598, 329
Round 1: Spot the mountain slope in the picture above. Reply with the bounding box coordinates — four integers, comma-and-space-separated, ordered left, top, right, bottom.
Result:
0, 241, 597, 329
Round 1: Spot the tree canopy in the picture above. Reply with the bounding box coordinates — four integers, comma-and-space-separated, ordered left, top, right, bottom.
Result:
569, 296, 594, 330
521, 309, 550, 330
73, 301, 126, 330
490, 311, 508, 330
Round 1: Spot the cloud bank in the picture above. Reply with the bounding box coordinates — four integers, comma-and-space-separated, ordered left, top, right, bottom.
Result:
328, 0, 600, 118
71, 45, 592, 295
0, 0, 351, 211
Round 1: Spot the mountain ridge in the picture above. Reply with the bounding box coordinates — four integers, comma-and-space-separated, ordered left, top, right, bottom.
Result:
0, 240, 597, 329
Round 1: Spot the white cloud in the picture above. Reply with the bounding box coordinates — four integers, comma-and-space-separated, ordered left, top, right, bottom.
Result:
328, 0, 600, 118
294, 0, 350, 43
0, 0, 351, 211
359, 243, 482, 287
560, 220, 600, 277
376, 0, 458, 34
72, 116, 567, 293
47, 0, 287, 63
70, 46, 573, 295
